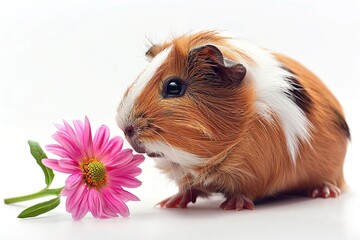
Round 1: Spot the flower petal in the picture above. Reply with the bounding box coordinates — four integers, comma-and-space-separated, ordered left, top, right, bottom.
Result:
63, 119, 83, 151
73, 120, 84, 143
120, 167, 142, 176
64, 187, 80, 210
72, 189, 89, 220
93, 125, 110, 155
54, 123, 66, 131
64, 184, 89, 220
109, 175, 142, 188
112, 187, 140, 202
45, 144, 72, 158
107, 165, 142, 179
58, 158, 79, 172
82, 116, 94, 158
106, 152, 144, 171
102, 189, 130, 217
88, 188, 103, 218
51, 132, 82, 160
99, 136, 123, 160
42, 159, 75, 174
64, 173, 83, 190
105, 149, 133, 167
101, 204, 118, 218
132, 154, 145, 166
61, 187, 71, 196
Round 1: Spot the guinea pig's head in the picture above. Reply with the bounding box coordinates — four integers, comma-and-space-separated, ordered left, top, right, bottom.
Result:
117, 33, 253, 168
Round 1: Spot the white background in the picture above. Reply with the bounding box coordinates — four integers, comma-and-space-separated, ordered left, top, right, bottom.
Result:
1, 0, 359, 239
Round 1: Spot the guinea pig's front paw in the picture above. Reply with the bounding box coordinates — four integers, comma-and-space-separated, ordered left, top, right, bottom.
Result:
220, 194, 255, 211
156, 188, 206, 208
307, 182, 341, 198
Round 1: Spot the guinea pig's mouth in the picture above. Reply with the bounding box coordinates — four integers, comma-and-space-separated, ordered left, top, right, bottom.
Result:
126, 137, 146, 154
146, 152, 164, 158
127, 137, 164, 158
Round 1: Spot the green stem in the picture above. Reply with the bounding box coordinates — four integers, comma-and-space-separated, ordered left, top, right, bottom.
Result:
4, 187, 64, 204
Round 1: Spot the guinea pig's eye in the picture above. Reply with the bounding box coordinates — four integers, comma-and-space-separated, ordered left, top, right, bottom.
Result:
162, 77, 186, 98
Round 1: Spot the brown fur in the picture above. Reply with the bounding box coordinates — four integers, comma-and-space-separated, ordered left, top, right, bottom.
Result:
126, 31, 348, 203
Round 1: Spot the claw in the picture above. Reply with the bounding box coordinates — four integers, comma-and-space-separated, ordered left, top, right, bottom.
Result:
156, 189, 204, 208
220, 194, 255, 211
308, 182, 341, 198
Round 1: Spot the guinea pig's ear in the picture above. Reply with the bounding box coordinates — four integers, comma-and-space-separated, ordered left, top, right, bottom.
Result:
145, 44, 162, 59
188, 45, 247, 86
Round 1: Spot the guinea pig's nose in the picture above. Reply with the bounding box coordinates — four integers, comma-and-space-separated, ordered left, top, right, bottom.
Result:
124, 125, 135, 138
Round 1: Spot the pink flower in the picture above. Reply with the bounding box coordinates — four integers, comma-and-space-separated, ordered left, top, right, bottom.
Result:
42, 117, 144, 220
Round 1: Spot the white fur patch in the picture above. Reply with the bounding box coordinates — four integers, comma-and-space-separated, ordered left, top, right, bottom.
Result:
144, 141, 202, 168
116, 48, 171, 130
153, 157, 185, 183
226, 38, 312, 164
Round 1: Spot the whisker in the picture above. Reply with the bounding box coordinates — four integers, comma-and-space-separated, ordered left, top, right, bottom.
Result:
146, 128, 186, 183
149, 122, 214, 157
147, 126, 194, 190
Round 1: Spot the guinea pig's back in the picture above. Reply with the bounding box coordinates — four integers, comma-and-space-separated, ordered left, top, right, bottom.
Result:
273, 53, 349, 192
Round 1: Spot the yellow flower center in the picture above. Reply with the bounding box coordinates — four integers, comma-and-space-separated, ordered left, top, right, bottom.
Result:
81, 158, 106, 189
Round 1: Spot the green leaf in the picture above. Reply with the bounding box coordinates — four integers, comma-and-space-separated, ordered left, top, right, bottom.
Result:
18, 197, 61, 218
28, 140, 54, 187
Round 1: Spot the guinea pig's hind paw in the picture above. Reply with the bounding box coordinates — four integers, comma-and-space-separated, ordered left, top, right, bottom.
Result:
307, 182, 341, 198
220, 195, 255, 211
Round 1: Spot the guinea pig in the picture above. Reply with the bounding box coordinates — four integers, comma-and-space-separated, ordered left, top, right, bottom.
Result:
116, 31, 350, 210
